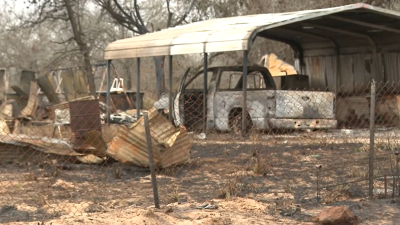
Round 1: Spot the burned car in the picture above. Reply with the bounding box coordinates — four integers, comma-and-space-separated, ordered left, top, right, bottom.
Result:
155, 66, 337, 133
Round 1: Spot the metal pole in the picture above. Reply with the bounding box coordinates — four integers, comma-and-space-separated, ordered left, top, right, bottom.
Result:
136, 58, 141, 119
203, 53, 208, 132
396, 151, 399, 196
169, 55, 173, 122
242, 51, 248, 136
106, 60, 112, 124
144, 112, 160, 209
369, 79, 376, 199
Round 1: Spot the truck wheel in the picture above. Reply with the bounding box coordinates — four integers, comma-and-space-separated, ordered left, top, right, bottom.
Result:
230, 112, 252, 135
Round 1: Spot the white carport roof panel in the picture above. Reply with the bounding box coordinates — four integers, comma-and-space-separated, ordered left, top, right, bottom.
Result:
104, 3, 400, 60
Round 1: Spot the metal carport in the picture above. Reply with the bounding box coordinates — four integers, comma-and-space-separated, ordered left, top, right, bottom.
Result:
104, 3, 400, 134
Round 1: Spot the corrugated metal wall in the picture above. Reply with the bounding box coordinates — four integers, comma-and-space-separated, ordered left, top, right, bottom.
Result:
304, 53, 399, 93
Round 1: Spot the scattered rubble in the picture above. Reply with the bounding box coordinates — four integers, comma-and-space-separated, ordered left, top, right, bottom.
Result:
0, 70, 191, 168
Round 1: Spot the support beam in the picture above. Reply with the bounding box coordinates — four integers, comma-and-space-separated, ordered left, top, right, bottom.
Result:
168, 55, 173, 122
136, 58, 141, 119
329, 15, 400, 35
203, 53, 208, 132
302, 22, 377, 48
242, 50, 248, 136
106, 60, 111, 124
277, 27, 339, 54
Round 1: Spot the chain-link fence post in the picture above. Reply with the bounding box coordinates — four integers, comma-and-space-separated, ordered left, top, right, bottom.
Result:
369, 79, 376, 198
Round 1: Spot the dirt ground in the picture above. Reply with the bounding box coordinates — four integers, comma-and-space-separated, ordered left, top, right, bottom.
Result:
0, 131, 400, 225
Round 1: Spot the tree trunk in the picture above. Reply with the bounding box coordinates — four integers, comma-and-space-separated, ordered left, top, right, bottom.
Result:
64, 0, 96, 96
153, 56, 166, 98
83, 52, 96, 96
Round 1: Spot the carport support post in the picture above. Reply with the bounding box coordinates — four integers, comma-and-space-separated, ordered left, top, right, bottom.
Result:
242, 50, 248, 136
169, 55, 173, 122
203, 53, 208, 132
106, 60, 112, 124
136, 58, 141, 119
369, 79, 376, 199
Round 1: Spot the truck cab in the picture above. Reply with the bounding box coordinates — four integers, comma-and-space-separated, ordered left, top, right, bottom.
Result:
156, 66, 337, 133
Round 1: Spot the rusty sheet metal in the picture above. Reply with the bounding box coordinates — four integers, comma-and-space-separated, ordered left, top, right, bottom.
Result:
160, 126, 191, 168
37, 72, 61, 104
69, 99, 102, 148
145, 107, 181, 148
21, 81, 38, 118
0, 134, 105, 164
0, 134, 83, 156
107, 107, 191, 168
106, 123, 163, 166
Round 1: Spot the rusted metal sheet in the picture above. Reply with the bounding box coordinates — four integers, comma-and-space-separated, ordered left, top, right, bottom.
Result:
48, 96, 94, 120
0, 134, 83, 156
10, 85, 28, 108
146, 107, 181, 147
73, 70, 89, 99
69, 99, 102, 148
62, 70, 75, 101
107, 122, 163, 166
107, 107, 191, 168
160, 126, 191, 168
21, 81, 38, 118
0, 69, 5, 101
37, 72, 61, 104
20, 70, 35, 95
0, 134, 104, 164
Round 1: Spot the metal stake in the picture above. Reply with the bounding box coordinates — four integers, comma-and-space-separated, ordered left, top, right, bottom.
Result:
369, 80, 376, 199
242, 50, 248, 136
203, 53, 208, 133
395, 151, 399, 197
144, 112, 160, 208
106, 60, 112, 124
316, 164, 322, 203
168, 55, 173, 122
136, 58, 141, 119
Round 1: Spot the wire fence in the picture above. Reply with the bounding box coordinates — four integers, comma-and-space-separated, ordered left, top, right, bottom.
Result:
0, 78, 400, 223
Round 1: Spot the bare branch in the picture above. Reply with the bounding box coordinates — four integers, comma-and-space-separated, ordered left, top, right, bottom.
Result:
51, 37, 75, 44
173, 0, 196, 27
133, 0, 149, 33
166, 0, 173, 28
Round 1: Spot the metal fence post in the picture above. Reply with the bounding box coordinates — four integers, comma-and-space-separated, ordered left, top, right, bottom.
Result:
144, 112, 160, 208
369, 79, 376, 199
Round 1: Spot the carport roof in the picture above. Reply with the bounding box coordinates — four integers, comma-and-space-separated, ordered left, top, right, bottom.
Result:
104, 3, 400, 60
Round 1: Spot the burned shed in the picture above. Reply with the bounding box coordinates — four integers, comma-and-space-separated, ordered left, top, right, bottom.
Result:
104, 3, 400, 131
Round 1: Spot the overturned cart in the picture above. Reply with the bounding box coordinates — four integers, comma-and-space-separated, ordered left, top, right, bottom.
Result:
107, 107, 191, 168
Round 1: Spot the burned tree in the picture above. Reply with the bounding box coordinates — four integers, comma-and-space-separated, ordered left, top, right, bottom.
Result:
22, 0, 103, 96
96, 0, 195, 98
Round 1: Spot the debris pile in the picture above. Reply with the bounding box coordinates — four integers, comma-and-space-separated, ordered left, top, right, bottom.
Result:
0, 69, 191, 168
107, 107, 191, 168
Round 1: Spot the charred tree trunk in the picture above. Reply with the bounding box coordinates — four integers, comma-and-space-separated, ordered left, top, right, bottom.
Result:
154, 56, 166, 98
64, 0, 96, 96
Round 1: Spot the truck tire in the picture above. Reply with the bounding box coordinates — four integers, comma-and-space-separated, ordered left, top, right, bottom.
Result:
230, 110, 252, 135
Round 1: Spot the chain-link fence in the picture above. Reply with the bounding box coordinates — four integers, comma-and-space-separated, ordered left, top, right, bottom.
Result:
0, 76, 399, 223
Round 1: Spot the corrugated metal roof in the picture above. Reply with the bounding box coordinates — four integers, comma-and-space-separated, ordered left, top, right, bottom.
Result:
106, 107, 191, 168
104, 3, 400, 60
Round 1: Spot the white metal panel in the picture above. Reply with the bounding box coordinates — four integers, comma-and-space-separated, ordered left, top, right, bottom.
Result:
104, 3, 400, 59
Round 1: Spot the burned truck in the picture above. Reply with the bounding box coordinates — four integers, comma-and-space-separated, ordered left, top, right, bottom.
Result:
155, 66, 337, 133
